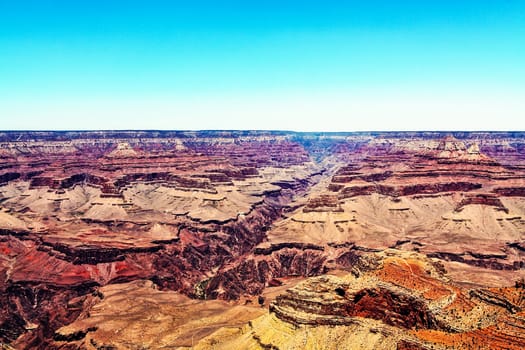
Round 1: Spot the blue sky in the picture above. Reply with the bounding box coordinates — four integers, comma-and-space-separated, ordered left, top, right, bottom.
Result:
1, 1, 524, 131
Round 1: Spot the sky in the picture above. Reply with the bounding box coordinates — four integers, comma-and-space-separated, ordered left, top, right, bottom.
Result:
0, 1, 524, 131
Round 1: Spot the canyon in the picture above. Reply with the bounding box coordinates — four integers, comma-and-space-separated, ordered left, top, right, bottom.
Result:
0, 130, 525, 349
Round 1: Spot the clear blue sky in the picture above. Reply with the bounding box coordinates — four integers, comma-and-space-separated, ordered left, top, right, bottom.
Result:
1, 1, 524, 131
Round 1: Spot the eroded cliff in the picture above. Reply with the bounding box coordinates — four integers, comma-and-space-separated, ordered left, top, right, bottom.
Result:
0, 131, 524, 349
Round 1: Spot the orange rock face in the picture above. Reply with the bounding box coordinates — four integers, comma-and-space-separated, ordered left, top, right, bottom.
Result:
261, 251, 525, 350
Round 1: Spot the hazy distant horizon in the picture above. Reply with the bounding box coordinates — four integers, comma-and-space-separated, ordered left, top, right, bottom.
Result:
1, 130, 524, 136
1, 1, 524, 131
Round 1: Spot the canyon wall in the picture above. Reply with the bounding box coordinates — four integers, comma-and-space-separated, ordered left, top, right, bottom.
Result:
0, 131, 524, 349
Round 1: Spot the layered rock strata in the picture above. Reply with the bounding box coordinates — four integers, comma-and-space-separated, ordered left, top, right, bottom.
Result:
194, 251, 525, 350
0, 131, 524, 349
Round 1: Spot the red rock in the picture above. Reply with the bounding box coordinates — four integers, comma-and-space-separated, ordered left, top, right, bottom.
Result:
0, 131, 524, 348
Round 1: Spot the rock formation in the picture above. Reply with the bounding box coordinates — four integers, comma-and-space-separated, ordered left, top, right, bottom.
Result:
0, 131, 524, 349
195, 251, 525, 350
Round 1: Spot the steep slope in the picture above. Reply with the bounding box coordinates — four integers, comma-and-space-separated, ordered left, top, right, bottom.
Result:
195, 251, 525, 350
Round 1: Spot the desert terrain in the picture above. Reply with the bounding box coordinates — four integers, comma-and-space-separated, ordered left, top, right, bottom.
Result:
1, 130, 525, 349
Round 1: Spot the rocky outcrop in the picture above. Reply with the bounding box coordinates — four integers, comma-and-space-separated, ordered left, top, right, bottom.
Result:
454, 193, 508, 212
303, 195, 343, 212
254, 242, 325, 255
493, 186, 525, 197
194, 251, 525, 350
270, 276, 441, 329
202, 247, 329, 300
337, 182, 482, 198
427, 251, 522, 270
469, 289, 522, 313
